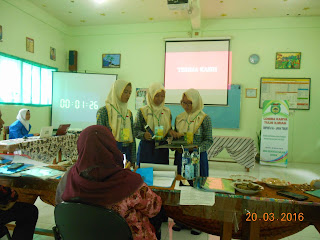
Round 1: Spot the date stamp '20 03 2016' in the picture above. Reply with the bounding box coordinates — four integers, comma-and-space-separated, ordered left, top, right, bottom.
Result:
246, 212, 304, 222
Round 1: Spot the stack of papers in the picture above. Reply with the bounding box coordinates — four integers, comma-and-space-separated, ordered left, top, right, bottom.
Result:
135, 168, 176, 188
21, 167, 64, 179
153, 171, 176, 188
175, 182, 216, 206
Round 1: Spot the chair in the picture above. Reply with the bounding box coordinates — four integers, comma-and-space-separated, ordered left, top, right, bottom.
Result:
2, 126, 9, 140
53, 202, 133, 240
0, 225, 12, 240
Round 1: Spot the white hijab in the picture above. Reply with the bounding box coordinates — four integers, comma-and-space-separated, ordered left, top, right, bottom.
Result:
140, 83, 171, 135
17, 108, 30, 131
175, 89, 206, 134
105, 80, 133, 142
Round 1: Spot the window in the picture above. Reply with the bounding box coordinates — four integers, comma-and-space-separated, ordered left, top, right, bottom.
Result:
0, 52, 56, 105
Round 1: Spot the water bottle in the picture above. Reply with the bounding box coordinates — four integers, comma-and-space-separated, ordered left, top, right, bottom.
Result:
182, 148, 193, 180
191, 148, 200, 178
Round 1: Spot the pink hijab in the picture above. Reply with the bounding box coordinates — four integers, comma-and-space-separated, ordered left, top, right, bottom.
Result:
62, 125, 143, 205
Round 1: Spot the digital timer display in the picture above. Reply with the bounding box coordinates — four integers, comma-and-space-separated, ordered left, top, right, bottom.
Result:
52, 72, 116, 129
59, 99, 99, 110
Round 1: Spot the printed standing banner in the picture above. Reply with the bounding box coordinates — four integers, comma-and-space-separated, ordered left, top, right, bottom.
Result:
260, 100, 289, 167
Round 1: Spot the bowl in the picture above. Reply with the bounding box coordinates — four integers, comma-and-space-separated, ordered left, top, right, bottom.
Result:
230, 174, 258, 182
232, 182, 264, 195
262, 178, 290, 189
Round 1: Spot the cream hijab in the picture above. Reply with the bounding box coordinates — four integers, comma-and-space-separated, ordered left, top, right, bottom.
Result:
17, 108, 30, 131
105, 80, 133, 142
140, 83, 171, 136
175, 89, 206, 134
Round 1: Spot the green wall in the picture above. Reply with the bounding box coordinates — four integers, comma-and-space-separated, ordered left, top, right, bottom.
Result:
0, 0, 69, 133
1, 0, 319, 163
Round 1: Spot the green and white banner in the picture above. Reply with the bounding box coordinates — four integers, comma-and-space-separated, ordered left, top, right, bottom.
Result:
260, 100, 289, 167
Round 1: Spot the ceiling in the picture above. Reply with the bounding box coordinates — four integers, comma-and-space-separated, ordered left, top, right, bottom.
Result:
26, 0, 320, 27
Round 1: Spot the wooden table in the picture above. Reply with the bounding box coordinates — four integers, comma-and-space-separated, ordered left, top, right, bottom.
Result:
0, 175, 319, 239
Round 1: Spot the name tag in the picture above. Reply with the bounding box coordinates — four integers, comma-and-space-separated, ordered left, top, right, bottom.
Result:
121, 128, 130, 142
155, 126, 164, 140
184, 132, 194, 144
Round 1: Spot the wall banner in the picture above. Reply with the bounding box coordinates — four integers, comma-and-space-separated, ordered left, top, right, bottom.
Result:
260, 100, 289, 167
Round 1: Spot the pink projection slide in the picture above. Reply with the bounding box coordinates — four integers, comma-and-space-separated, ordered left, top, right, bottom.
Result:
165, 51, 229, 90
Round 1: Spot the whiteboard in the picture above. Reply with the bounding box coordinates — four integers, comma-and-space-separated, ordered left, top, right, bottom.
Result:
259, 78, 311, 110
52, 72, 117, 129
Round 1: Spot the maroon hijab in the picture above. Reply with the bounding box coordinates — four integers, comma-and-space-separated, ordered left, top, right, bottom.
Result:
62, 125, 143, 206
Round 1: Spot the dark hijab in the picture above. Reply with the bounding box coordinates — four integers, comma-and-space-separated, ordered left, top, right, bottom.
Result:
62, 125, 143, 205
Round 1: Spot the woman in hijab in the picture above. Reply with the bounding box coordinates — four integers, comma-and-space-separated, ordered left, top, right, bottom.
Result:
96, 80, 136, 165
134, 82, 179, 165
56, 125, 163, 240
9, 108, 39, 139
174, 88, 213, 177
172, 89, 213, 234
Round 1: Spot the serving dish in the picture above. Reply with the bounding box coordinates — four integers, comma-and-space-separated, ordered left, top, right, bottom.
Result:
232, 182, 264, 195
262, 178, 290, 189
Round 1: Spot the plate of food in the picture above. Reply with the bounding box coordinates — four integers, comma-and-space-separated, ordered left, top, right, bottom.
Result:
262, 178, 290, 189
232, 182, 264, 195
230, 174, 258, 182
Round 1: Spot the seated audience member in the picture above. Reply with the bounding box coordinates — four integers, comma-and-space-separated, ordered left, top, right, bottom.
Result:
0, 110, 39, 240
56, 125, 163, 240
9, 109, 39, 139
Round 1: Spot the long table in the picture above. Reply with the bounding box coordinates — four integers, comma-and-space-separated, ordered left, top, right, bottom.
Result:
0, 175, 319, 240
208, 136, 257, 171
0, 134, 79, 164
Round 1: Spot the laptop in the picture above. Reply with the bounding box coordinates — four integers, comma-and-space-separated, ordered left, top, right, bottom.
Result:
39, 126, 53, 139
56, 124, 71, 136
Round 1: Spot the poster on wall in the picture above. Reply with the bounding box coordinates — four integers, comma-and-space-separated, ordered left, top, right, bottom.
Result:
135, 88, 147, 110
260, 100, 289, 167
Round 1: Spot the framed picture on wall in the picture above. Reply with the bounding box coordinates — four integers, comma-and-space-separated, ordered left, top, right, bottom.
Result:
245, 88, 257, 98
275, 52, 301, 69
102, 54, 121, 68
26, 37, 34, 53
0, 25, 3, 42
50, 47, 56, 61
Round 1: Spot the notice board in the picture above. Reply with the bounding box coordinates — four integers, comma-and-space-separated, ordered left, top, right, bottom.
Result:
259, 78, 310, 110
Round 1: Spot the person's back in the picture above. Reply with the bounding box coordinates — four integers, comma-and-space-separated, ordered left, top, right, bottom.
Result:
56, 125, 163, 240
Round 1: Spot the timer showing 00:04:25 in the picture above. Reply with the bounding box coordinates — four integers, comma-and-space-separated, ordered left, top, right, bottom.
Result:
60, 99, 99, 110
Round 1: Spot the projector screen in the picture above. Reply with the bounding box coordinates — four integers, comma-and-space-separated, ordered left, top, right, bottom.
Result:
164, 39, 230, 105
52, 72, 117, 129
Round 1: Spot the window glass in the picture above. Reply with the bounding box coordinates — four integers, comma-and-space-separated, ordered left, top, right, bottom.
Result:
0, 53, 56, 105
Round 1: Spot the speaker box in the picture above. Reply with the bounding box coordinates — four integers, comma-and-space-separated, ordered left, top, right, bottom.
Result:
69, 50, 78, 72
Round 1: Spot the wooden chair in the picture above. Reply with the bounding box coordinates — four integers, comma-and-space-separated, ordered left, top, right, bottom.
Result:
2, 126, 9, 140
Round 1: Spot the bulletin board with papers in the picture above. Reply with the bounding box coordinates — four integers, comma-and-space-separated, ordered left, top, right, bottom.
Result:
259, 78, 311, 110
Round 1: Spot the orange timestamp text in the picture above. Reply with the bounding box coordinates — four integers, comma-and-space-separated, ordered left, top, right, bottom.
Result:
246, 212, 304, 222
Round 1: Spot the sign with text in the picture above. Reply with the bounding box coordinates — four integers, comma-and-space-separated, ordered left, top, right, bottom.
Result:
260, 100, 289, 167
